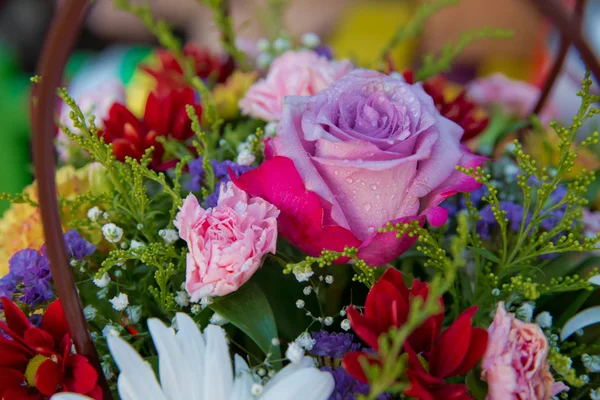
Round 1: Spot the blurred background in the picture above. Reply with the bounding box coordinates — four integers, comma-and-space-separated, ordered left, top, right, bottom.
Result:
0, 0, 597, 213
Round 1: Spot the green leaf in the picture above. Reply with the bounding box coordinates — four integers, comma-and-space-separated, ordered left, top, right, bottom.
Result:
210, 281, 281, 367
469, 247, 501, 264
466, 369, 488, 400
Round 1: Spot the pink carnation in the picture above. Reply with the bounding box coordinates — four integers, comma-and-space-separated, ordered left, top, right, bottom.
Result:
174, 182, 279, 300
481, 302, 568, 400
239, 50, 353, 121
466, 73, 558, 124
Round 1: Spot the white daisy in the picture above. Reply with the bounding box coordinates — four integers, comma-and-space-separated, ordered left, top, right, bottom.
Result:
51, 313, 334, 400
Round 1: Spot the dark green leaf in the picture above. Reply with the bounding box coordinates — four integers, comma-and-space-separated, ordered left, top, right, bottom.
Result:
210, 281, 281, 367
466, 369, 488, 400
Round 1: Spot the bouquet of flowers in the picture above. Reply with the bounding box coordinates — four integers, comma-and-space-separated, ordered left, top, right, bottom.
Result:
2, 0, 600, 399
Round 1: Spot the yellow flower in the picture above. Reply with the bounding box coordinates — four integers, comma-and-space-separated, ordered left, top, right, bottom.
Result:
213, 71, 258, 120
0, 164, 106, 277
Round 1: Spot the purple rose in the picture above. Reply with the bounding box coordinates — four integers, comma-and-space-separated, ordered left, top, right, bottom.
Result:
238, 69, 484, 265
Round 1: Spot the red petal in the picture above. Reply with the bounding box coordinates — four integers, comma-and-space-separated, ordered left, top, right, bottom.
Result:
0, 368, 26, 394
341, 351, 381, 383
347, 307, 380, 350
450, 327, 488, 377
431, 383, 472, 400
2, 386, 41, 400
23, 327, 55, 353
34, 358, 63, 396
365, 280, 407, 331
1, 297, 31, 337
232, 156, 362, 257
0, 344, 30, 368
380, 268, 409, 299
41, 299, 68, 346
85, 385, 103, 400
428, 306, 478, 378
63, 354, 98, 394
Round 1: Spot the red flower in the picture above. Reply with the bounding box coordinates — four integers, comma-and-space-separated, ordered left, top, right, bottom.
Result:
342, 269, 488, 400
102, 87, 202, 170
403, 71, 489, 142
141, 44, 233, 93
0, 297, 101, 400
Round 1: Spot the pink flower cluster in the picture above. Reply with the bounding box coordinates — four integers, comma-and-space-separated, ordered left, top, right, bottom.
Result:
239, 50, 353, 121
174, 183, 279, 300
481, 302, 568, 400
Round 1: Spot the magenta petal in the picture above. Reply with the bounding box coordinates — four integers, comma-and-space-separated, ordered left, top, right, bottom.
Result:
357, 216, 424, 266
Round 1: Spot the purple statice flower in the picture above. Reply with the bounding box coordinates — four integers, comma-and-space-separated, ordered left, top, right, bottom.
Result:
477, 201, 530, 240
8, 248, 43, 280
0, 273, 17, 299
310, 331, 361, 359
314, 45, 334, 60
541, 185, 567, 231
323, 366, 391, 400
187, 157, 254, 207
63, 229, 96, 260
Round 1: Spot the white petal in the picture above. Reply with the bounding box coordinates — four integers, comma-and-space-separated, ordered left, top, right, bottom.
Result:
118, 374, 145, 400
107, 335, 167, 400
50, 395, 92, 400
175, 313, 206, 400
260, 368, 335, 400
262, 356, 315, 392
148, 318, 196, 400
561, 305, 600, 341
589, 275, 600, 286
229, 355, 254, 400
203, 325, 234, 399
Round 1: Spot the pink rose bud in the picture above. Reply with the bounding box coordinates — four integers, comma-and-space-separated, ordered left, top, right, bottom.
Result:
174, 182, 279, 300
239, 50, 353, 122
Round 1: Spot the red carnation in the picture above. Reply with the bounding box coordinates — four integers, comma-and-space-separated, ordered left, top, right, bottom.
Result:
403, 71, 489, 142
141, 44, 233, 93
0, 297, 101, 400
102, 87, 202, 170
342, 269, 488, 400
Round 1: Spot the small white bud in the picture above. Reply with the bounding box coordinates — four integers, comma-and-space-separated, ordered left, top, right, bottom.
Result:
339, 309, 347, 317
256, 38, 270, 52
93, 272, 111, 288
295, 299, 305, 309
273, 38, 291, 52
175, 291, 190, 307
535, 311, 553, 328
324, 317, 334, 326
264, 122, 278, 137
271, 337, 280, 346
129, 240, 145, 252
126, 305, 142, 323
83, 305, 97, 321
200, 296, 214, 308
257, 367, 267, 377
109, 293, 129, 311
251, 383, 264, 395
87, 206, 102, 222
96, 287, 108, 299
210, 312, 228, 326
218, 138, 227, 146
102, 212, 110, 220
102, 324, 121, 338
324, 275, 334, 284
285, 341, 305, 364
292, 265, 314, 282
295, 332, 316, 350
303, 286, 313, 296
516, 303, 535, 323
159, 229, 179, 245
301, 32, 321, 48
191, 304, 202, 314
341, 319, 351, 331
102, 223, 123, 243
256, 53, 273, 69
236, 150, 256, 166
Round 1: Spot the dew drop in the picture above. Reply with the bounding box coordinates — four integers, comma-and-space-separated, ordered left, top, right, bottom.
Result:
361, 181, 366, 186
333, 170, 339, 176
346, 177, 353, 184
375, 194, 381, 199
364, 203, 372, 211
370, 184, 377, 191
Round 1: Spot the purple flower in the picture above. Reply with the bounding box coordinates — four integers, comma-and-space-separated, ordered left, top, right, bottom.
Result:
8, 249, 43, 279
314, 45, 334, 60
310, 331, 361, 359
323, 366, 391, 400
187, 157, 253, 207
0, 274, 17, 299
477, 201, 530, 240
63, 229, 96, 260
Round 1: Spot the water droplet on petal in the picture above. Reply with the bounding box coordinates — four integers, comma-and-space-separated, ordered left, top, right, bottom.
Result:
346, 177, 353, 184
375, 194, 381, 199
364, 203, 372, 211
370, 184, 377, 191
361, 181, 366, 186
333, 170, 339, 176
